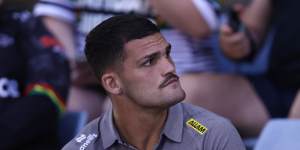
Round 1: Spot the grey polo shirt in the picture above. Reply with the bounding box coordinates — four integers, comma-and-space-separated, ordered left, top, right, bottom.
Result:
62, 103, 245, 150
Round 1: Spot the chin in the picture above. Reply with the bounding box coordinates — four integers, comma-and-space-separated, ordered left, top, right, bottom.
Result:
163, 89, 186, 107
175, 90, 186, 103
172, 87, 186, 101
139, 88, 186, 109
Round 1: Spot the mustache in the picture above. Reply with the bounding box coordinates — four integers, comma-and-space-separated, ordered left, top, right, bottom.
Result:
159, 73, 179, 89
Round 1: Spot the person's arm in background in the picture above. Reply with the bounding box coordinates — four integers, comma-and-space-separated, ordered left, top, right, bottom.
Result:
34, 0, 100, 86
148, 0, 216, 38
0, 11, 70, 149
34, 0, 77, 67
240, 0, 272, 43
42, 16, 76, 66
219, 0, 272, 60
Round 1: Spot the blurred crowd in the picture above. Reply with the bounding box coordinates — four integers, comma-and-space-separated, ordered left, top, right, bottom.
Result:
1, 0, 300, 149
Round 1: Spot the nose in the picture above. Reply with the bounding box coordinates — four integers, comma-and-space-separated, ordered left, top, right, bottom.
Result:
160, 57, 176, 76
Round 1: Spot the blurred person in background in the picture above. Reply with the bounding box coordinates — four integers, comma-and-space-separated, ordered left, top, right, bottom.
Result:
220, 0, 300, 135
33, 0, 152, 121
0, 0, 70, 149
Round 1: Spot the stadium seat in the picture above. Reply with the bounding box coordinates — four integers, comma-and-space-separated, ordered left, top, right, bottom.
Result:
254, 119, 300, 150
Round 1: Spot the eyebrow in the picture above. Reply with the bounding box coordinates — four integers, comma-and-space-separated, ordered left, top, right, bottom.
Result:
138, 43, 172, 62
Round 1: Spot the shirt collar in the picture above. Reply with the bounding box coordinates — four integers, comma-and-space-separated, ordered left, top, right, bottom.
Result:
162, 103, 184, 142
100, 103, 184, 148
100, 104, 120, 149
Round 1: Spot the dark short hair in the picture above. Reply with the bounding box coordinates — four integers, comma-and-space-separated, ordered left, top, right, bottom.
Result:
84, 14, 160, 92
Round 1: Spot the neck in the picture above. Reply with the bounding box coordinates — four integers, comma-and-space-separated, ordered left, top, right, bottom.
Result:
111, 97, 168, 150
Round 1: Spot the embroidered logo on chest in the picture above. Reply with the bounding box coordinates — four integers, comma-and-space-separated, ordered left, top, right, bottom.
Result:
186, 118, 208, 135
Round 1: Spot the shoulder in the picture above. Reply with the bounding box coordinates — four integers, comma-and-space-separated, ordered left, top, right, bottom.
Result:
2, 10, 43, 32
181, 102, 237, 133
34, 0, 76, 23
0, 11, 43, 37
1, 10, 33, 24
181, 102, 229, 125
179, 103, 245, 149
62, 117, 103, 150
179, 103, 234, 135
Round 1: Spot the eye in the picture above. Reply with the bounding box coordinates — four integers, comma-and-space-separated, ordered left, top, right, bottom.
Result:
142, 57, 155, 67
165, 44, 172, 59
166, 49, 171, 58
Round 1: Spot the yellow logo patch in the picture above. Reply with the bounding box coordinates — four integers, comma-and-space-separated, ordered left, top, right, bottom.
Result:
186, 118, 208, 135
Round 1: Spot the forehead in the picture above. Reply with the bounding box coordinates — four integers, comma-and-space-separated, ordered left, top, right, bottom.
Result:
124, 33, 168, 58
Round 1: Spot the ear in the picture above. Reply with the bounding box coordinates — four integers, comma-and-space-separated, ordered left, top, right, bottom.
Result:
101, 72, 122, 95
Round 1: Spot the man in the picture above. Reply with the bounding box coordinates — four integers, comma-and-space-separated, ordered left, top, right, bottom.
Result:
63, 15, 245, 150
0, 1, 70, 149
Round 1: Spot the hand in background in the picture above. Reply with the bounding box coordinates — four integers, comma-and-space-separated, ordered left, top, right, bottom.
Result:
219, 24, 251, 60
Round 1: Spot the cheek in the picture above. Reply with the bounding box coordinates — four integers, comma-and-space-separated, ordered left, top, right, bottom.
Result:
122, 66, 161, 89
140, 71, 160, 85
127, 73, 158, 91
134, 76, 154, 87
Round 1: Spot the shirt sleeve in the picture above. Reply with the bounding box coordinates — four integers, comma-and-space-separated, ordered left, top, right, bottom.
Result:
34, 0, 76, 24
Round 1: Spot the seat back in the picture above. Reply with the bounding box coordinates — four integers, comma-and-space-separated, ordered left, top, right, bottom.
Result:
254, 119, 300, 150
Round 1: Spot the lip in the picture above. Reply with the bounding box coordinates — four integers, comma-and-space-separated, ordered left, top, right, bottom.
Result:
159, 76, 179, 88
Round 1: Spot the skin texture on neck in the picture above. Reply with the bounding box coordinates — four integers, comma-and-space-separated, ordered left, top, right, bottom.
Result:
111, 96, 168, 150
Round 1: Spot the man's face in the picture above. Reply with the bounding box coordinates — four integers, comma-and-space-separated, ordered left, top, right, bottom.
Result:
117, 33, 186, 108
